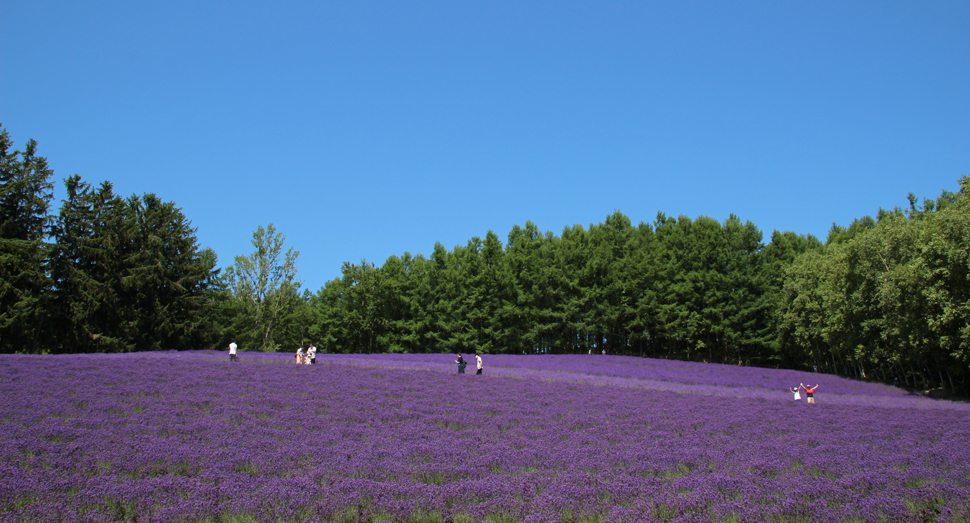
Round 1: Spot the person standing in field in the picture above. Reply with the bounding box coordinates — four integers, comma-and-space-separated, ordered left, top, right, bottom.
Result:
455, 353, 467, 374
789, 385, 801, 401
802, 383, 819, 404
296, 346, 304, 365
229, 340, 238, 362
307, 342, 317, 365
475, 353, 483, 375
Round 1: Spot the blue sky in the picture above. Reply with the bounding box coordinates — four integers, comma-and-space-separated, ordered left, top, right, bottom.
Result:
2, 1, 968, 292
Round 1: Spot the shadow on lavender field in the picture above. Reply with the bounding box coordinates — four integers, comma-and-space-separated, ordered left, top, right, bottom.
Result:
2, 351, 969, 523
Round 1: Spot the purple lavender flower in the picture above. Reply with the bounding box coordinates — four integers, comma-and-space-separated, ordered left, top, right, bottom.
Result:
0, 352, 967, 522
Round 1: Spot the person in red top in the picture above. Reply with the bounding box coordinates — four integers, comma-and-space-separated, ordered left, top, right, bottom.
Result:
802, 383, 819, 404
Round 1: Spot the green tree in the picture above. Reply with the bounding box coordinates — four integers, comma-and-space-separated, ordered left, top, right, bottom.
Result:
777, 249, 832, 370
408, 250, 445, 353
338, 259, 387, 353
120, 193, 220, 351
48, 176, 220, 353
625, 222, 659, 358
226, 224, 301, 351
312, 277, 349, 353
480, 230, 516, 354
583, 212, 637, 355
506, 221, 547, 353
49, 176, 127, 352
0, 126, 54, 353
378, 253, 416, 353
558, 224, 591, 353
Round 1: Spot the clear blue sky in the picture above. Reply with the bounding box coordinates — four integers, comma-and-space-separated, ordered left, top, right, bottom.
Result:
3, 1, 968, 292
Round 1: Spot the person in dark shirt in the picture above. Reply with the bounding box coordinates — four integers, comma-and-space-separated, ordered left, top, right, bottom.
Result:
455, 354, 467, 374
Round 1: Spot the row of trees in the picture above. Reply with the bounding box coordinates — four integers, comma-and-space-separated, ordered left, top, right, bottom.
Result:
296, 182, 970, 394
0, 125, 220, 353
305, 213, 819, 367
3, 125, 968, 394
777, 181, 970, 394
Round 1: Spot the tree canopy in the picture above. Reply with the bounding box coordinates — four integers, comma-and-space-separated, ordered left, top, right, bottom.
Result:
3, 124, 968, 395
1, 125, 219, 354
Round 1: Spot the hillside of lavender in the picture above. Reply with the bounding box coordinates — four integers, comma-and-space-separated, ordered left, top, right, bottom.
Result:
2, 352, 969, 523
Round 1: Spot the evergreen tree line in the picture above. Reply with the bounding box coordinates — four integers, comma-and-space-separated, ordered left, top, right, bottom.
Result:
0, 125, 220, 353
4, 125, 969, 395
298, 177, 970, 393
304, 213, 816, 366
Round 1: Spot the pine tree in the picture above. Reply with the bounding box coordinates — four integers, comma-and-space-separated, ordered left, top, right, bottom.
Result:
0, 126, 54, 353
120, 193, 220, 350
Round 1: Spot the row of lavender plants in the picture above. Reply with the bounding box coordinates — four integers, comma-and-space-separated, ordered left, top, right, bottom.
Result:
2, 351, 969, 522
265, 352, 941, 408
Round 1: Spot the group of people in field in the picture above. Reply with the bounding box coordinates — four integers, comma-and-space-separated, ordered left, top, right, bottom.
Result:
230, 346, 821, 403
296, 343, 317, 365
225, 340, 317, 365
454, 353, 484, 375
789, 383, 819, 403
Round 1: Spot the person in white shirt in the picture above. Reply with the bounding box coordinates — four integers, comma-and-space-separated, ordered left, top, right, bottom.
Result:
307, 343, 317, 365
475, 353, 483, 375
296, 346, 304, 365
228, 340, 238, 362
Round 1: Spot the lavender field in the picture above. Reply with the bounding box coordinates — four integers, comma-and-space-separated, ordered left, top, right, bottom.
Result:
2, 352, 969, 523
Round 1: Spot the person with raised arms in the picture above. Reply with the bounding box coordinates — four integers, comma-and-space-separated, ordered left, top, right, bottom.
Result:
802, 383, 819, 404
